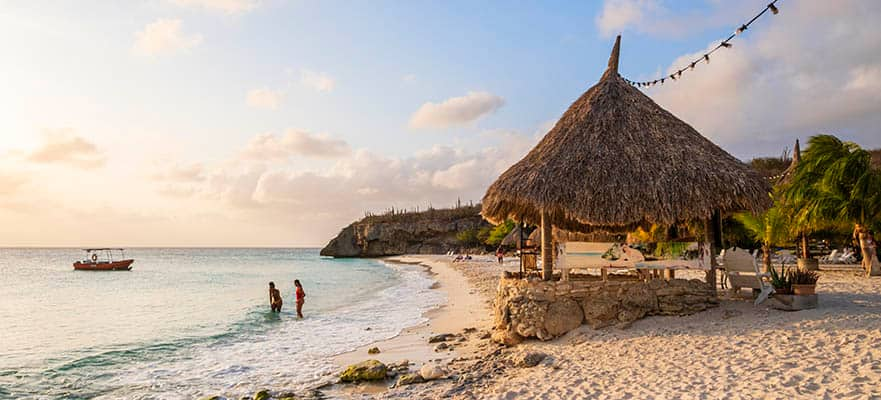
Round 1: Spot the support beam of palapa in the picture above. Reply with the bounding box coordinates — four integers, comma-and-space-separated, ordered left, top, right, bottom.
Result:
704, 211, 720, 295
541, 210, 553, 281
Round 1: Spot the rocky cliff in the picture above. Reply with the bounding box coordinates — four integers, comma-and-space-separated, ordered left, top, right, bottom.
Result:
320, 205, 490, 257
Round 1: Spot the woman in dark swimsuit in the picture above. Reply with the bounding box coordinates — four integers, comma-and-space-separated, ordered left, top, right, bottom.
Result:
269, 281, 282, 312
294, 279, 305, 318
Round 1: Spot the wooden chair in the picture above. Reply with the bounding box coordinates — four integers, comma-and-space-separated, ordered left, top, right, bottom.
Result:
721, 247, 774, 305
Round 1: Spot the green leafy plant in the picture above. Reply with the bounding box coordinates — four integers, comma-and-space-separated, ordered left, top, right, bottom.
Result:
781, 135, 881, 274
485, 220, 515, 247
455, 229, 479, 246
768, 264, 791, 293
787, 268, 819, 285
735, 205, 790, 272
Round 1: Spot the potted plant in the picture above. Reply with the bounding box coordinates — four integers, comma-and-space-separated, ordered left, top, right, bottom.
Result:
788, 268, 819, 295
768, 264, 791, 294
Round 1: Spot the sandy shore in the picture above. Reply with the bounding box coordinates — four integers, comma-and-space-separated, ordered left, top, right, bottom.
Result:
327, 255, 512, 397
323, 256, 880, 400
315, 255, 881, 399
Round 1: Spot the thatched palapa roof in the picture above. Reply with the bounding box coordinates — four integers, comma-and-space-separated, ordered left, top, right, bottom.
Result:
482, 36, 771, 232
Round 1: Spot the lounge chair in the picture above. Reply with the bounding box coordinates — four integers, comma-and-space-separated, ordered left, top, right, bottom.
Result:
839, 249, 857, 264
773, 249, 797, 265
820, 249, 839, 263
721, 247, 774, 305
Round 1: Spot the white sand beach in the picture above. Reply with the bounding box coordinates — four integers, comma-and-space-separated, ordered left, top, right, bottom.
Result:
339, 255, 881, 400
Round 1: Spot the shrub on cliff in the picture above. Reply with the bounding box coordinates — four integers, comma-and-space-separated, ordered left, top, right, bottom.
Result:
485, 220, 515, 247
456, 228, 480, 246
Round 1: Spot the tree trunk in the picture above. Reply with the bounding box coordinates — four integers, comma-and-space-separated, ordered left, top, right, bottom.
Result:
762, 244, 772, 273
857, 228, 880, 277
541, 210, 553, 281
801, 233, 810, 260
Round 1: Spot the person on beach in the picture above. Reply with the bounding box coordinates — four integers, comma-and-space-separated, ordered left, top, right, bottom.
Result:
496, 247, 504, 264
294, 279, 306, 318
269, 282, 282, 313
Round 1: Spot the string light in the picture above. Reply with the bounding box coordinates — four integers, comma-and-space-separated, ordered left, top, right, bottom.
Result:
622, 0, 781, 89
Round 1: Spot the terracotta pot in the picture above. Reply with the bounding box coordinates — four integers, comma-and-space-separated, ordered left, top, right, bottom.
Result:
792, 284, 816, 296
798, 258, 819, 271
773, 287, 792, 295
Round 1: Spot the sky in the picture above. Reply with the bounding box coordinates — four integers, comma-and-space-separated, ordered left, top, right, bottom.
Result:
1, 0, 880, 247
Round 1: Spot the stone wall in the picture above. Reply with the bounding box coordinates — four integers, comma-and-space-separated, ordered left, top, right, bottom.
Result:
492, 275, 718, 345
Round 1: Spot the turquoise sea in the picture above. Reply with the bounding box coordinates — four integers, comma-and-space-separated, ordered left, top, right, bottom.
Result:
0, 248, 443, 399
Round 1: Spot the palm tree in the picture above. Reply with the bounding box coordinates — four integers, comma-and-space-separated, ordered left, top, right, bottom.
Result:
735, 204, 790, 272
782, 135, 881, 276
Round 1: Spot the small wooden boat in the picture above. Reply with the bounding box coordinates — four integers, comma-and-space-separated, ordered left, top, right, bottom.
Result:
73, 248, 134, 271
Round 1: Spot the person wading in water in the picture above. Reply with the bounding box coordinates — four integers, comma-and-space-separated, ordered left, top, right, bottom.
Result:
294, 279, 306, 318
269, 282, 282, 313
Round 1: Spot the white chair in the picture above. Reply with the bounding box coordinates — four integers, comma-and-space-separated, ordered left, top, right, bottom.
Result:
839, 249, 857, 264
721, 247, 774, 306
820, 250, 839, 263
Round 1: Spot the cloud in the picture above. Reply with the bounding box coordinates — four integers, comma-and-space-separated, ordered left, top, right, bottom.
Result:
246, 88, 284, 110
249, 132, 537, 214
152, 163, 206, 182
27, 129, 106, 169
409, 91, 505, 129
169, 0, 258, 14
0, 173, 26, 195
643, 0, 881, 157
153, 127, 540, 242
595, 0, 755, 38
300, 69, 336, 93
241, 129, 351, 160
402, 74, 417, 83
596, 0, 656, 37
133, 19, 202, 57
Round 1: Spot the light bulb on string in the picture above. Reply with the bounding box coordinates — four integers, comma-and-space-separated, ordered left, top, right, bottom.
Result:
769, 3, 779, 15
720, 41, 732, 48
736, 25, 748, 35
704, 54, 710, 64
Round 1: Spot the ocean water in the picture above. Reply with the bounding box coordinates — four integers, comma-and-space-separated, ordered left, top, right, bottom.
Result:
0, 248, 444, 400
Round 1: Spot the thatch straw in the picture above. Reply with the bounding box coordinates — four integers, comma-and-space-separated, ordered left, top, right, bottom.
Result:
482, 35, 771, 232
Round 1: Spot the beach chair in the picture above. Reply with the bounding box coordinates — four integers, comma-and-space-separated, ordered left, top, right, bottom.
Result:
773, 249, 797, 265
721, 247, 774, 306
839, 249, 857, 264
820, 249, 839, 263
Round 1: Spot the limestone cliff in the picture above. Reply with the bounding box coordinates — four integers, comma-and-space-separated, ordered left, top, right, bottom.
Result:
320, 205, 490, 257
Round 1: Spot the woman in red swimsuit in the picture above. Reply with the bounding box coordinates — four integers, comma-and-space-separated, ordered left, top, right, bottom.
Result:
294, 279, 305, 318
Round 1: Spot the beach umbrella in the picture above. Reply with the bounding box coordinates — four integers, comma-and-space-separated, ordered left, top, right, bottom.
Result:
481, 36, 771, 280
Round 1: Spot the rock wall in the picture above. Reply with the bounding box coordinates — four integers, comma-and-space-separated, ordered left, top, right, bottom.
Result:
493, 276, 718, 344
320, 206, 490, 257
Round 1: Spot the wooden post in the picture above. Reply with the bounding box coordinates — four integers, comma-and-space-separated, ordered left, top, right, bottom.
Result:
518, 220, 524, 278
705, 212, 720, 294
541, 210, 553, 281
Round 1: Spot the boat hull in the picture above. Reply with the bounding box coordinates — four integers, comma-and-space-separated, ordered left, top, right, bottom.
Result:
73, 259, 134, 271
